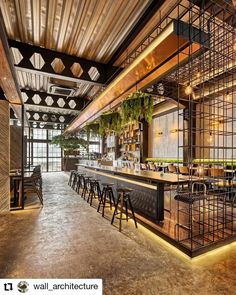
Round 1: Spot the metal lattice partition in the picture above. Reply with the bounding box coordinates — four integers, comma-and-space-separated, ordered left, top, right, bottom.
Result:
163, 0, 236, 253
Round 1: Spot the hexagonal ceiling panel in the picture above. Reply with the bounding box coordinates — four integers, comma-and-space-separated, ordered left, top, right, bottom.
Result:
57, 98, 65, 108
30, 53, 45, 70
59, 116, 65, 123
51, 58, 65, 74
32, 94, 42, 104
33, 113, 40, 120
70, 62, 83, 78
10, 47, 23, 65
45, 96, 54, 106
21, 92, 29, 103
88, 66, 100, 81
68, 100, 76, 109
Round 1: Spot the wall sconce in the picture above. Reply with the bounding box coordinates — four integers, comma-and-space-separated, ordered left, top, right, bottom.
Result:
209, 132, 213, 143
170, 128, 179, 133
156, 131, 163, 137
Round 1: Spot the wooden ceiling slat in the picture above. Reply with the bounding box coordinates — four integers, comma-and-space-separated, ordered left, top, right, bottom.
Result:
1, 0, 151, 62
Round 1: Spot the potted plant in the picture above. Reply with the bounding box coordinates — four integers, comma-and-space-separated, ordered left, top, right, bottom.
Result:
51, 134, 86, 171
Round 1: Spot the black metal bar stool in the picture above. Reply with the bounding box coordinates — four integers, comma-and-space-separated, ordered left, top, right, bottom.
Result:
72, 172, 79, 190
68, 170, 76, 186
97, 183, 115, 217
75, 173, 85, 193
111, 187, 137, 232
87, 179, 101, 206
81, 176, 92, 199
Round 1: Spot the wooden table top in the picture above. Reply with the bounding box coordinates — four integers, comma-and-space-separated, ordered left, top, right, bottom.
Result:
80, 165, 204, 184
9, 172, 32, 179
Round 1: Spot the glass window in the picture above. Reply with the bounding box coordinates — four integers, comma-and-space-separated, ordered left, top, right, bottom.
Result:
48, 144, 61, 157
48, 129, 61, 140
33, 129, 47, 140
33, 142, 47, 157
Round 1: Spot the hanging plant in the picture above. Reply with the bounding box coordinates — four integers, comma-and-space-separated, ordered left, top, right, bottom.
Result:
121, 91, 153, 124
84, 121, 100, 138
99, 111, 122, 135
51, 134, 86, 153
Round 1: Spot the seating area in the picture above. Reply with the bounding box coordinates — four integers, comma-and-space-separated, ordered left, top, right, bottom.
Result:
10, 165, 43, 208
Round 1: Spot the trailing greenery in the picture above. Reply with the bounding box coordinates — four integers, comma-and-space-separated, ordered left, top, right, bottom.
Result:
193, 159, 236, 165
51, 134, 86, 153
145, 158, 183, 164
145, 158, 236, 165
99, 111, 122, 135
120, 91, 153, 125
84, 121, 100, 137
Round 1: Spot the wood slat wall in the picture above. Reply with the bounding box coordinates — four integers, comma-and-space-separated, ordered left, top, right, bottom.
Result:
0, 101, 10, 212
10, 125, 22, 170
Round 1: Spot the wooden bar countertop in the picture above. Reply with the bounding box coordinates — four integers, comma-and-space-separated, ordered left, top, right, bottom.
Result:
76, 164, 203, 185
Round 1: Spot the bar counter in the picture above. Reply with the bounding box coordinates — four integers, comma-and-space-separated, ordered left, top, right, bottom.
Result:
76, 164, 235, 257
76, 164, 199, 224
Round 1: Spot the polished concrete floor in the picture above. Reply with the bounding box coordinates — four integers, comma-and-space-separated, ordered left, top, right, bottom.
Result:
0, 172, 236, 295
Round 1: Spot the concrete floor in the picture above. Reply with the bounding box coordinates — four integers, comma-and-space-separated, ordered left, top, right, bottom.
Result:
0, 172, 236, 295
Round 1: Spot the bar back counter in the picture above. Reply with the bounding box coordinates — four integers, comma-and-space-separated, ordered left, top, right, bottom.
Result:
76, 164, 236, 257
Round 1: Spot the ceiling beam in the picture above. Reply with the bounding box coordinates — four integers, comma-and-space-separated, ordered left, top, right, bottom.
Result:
28, 122, 66, 130
11, 109, 74, 124
8, 40, 122, 87
21, 89, 89, 112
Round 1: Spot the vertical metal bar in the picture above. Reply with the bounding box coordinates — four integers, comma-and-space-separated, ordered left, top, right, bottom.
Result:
21, 105, 25, 209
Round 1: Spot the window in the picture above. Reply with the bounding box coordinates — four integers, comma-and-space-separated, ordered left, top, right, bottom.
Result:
28, 129, 62, 172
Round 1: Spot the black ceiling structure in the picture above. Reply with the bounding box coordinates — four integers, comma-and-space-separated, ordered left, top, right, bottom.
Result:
9, 39, 122, 87
21, 89, 88, 112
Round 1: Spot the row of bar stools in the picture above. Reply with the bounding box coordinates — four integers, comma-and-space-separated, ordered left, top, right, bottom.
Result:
87, 179, 101, 206
97, 183, 116, 217
111, 188, 138, 232
68, 170, 76, 186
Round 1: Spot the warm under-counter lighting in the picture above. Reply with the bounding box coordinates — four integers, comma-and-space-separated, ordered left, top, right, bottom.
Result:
185, 85, 193, 95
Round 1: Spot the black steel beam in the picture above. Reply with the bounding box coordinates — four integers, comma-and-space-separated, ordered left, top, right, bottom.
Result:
28, 122, 66, 130
143, 80, 189, 108
21, 89, 89, 111
9, 39, 122, 86
108, 0, 165, 66
11, 109, 74, 125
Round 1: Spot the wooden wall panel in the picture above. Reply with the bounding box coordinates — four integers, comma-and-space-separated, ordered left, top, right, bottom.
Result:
0, 100, 10, 212
10, 125, 22, 170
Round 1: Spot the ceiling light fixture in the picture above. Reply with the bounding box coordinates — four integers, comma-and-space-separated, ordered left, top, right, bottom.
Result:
185, 85, 193, 95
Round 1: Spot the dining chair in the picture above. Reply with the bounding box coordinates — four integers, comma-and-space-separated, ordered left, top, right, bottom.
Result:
168, 164, 177, 173
179, 166, 189, 175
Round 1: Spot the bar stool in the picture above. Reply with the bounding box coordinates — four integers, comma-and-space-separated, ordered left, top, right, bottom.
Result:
87, 179, 101, 206
72, 172, 79, 190
68, 170, 76, 186
81, 176, 92, 199
111, 187, 137, 232
97, 183, 115, 217
75, 173, 85, 193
